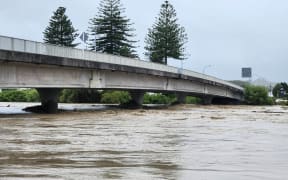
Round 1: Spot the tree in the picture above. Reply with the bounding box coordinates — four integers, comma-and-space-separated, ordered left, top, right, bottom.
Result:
273, 82, 288, 98
244, 85, 273, 105
145, 0, 188, 64
43, 7, 78, 47
88, 0, 138, 58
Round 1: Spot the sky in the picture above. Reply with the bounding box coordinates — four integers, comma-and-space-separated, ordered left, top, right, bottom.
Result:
0, 0, 288, 82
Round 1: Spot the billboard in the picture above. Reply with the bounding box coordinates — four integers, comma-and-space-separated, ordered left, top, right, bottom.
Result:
242, 67, 252, 78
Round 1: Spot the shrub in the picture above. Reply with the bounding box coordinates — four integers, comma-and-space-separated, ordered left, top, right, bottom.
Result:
244, 85, 274, 105
186, 96, 202, 104
59, 89, 101, 103
100, 91, 131, 104
0, 89, 40, 102
59, 89, 75, 103
143, 93, 176, 104
24, 89, 40, 102
0, 92, 9, 102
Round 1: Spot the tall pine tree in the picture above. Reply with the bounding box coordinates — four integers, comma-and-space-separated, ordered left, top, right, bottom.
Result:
145, 1, 188, 64
43, 7, 78, 47
88, 0, 138, 58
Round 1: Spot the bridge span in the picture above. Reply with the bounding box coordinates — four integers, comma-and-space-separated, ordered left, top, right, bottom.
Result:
0, 35, 243, 113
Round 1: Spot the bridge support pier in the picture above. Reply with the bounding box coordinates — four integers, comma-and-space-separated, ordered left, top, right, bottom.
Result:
122, 91, 144, 108
37, 88, 61, 113
175, 93, 187, 104
202, 96, 213, 105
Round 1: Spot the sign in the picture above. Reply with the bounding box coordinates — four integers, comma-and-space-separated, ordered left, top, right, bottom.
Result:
79, 32, 88, 43
242, 67, 252, 78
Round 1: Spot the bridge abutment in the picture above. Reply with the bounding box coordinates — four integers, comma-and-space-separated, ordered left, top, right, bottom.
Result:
37, 88, 61, 113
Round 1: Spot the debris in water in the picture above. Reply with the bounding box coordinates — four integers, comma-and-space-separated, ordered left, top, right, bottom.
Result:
210, 116, 225, 120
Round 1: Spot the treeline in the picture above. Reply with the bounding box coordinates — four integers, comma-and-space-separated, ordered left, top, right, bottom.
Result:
1, 85, 285, 106
0, 89, 40, 102
0, 89, 201, 105
38, 1, 191, 106
231, 80, 288, 105
43, 0, 187, 64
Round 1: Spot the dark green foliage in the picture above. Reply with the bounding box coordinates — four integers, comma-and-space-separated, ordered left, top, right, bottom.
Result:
0, 89, 201, 105
143, 93, 201, 105
273, 83, 282, 97
59, 89, 101, 103
0, 89, 40, 102
145, 0, 188, 64
88, 0, 138, 58
143, 93, 176, 104
43, 7, 78, 47
100, 91, 131, 104
244, 85, 274, 105
24, 89, 40, 102
273, 82, 288, 99
185, 96, 202, 104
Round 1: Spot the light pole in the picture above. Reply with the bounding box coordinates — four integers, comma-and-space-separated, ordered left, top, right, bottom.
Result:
202, 65, 212, 74
178, 59, 186, 74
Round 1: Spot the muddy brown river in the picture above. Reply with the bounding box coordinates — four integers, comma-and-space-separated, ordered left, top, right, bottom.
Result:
0, 104, 288, 180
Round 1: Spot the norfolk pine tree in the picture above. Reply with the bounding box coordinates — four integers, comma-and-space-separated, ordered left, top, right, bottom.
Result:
88, 0, 138, 58
43, 7, 99, 104
43, 7, 78, 47
145, 1, 188, 64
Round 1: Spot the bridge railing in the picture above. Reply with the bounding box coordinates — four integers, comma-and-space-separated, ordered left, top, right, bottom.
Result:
0, 35, 242, 91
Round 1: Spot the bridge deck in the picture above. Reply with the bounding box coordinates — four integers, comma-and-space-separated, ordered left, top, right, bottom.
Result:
0, 35, 242, 92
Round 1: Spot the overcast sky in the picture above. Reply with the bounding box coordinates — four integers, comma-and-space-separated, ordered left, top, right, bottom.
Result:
0, 0, 287, 82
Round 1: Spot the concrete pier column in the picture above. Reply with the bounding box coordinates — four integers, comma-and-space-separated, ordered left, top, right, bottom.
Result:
120, 90, 144, 108
202, 96, 213, 105
175, 93, 187, 104
128, 91, 144, 108
37, 88, 61, 113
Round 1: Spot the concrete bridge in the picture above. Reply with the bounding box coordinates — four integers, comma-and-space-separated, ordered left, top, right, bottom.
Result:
0, 35, 243, 113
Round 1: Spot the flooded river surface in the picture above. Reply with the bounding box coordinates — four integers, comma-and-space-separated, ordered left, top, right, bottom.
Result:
0, 104, 288, 180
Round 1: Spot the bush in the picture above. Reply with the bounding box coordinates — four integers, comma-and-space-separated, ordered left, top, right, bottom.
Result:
59, 89, 101, 103
143, 93, 176, 104
24, 89, 40, 102
100, 91, 131, 104
0, 89, 40, 102
244, 85, 274, 105
186, 96, 202, 104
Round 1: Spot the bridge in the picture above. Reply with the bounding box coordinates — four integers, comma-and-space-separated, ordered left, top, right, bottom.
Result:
0, 35, 243, 113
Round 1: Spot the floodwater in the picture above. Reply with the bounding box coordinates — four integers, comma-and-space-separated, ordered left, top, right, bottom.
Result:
0, 104, 288, 180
